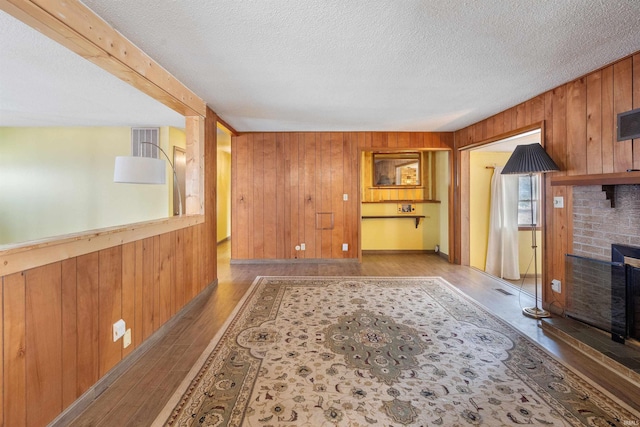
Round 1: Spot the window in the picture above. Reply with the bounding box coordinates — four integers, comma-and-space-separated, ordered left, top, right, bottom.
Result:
518, 175, 539, 227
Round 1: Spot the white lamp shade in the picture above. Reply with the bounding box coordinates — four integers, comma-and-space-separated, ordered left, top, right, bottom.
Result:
114, 156, 166, 184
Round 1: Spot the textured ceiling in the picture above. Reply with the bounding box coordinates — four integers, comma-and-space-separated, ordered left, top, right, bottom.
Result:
2, 1, 640, 131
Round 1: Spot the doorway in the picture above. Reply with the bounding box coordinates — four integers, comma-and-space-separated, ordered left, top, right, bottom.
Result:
461, 128, 544, 299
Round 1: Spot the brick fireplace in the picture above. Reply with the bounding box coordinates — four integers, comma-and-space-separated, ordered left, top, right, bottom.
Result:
572, 185, 640, 260
567, 184, 640, 342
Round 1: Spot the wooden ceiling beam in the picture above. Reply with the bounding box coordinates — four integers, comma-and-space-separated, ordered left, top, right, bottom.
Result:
0, 0, 206, 117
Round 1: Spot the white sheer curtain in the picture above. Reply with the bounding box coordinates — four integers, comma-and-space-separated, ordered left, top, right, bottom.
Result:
485, 166, 520, 280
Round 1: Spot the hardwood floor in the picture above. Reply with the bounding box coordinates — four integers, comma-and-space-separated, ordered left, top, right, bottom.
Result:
66, 241, 640, 426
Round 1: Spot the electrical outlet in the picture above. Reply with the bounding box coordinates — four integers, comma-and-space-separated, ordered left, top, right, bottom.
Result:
551, 279, 562, 293
123, 328, 132, 348
300, 243, 306, 251
343, 193, 348, 201
342, 243, 348, 251
113, 319, 126, 342
553, 196, 564, 208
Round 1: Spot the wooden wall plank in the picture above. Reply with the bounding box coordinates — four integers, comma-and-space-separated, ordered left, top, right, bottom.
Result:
61, 258, 78, 408
372, 132, 384, 148
284, 133, 294, 258
173, 230, 185, 315
552, 87, 568, 174
183, 227, 194, 303
387, 132, 398, 148
567, 78, 587, 175
304, 133, 318, 258
252, 134, 264, 258
157, 233, 173, 328
195, 231, 205, 291
98, 247, 122, 377
232, 134, 249, 259
25, 263, 62, 427
141, 238, 155, 341
133, 240, 144, 348
397, 132, 410, 148
331, 133, 345, 258
121, 242, 136, 358
246, 135, 256, 259
263, 133, 277, 258
613, 58, 633, 172
342, 132, 358, 258
296, 134, 306, 258
278, 133, 288, 259
586, 71, 603, 174
320, 133, 332, 258
601, 65, 615, 173
4, 272, 26, 427
410, 133, 422, 149
76, 252, 99, 396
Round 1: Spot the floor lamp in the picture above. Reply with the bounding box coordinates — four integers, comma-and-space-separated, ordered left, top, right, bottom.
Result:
501, 143, 559, 319
113, 141, 183, 216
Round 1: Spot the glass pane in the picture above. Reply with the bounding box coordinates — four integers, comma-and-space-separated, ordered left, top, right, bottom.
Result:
517, 176, 539, 226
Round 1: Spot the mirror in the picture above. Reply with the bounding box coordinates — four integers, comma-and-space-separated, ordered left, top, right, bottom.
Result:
373, 152, 421, 187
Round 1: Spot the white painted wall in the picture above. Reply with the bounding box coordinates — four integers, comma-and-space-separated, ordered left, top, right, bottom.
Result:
0, 126, 173, 245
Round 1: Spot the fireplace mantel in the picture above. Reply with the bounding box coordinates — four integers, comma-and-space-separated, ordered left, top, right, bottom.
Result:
550, 171, 640, 186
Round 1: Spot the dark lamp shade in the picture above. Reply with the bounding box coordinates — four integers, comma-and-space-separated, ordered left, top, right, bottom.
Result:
501, 143, 560, 175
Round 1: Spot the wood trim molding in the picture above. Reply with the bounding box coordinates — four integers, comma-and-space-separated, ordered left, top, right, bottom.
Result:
217, 116, 239, 136
550, 171, 640, 186
186, 116, 206, 214
0, 0, 206, 117
0, 215, 205, 277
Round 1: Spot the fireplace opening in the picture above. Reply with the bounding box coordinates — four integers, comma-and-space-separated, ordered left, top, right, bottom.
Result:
612, 244, 640, 342
565, 243, 640, 344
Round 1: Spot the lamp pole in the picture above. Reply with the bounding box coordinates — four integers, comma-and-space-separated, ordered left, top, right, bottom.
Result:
139, 141, 183, 216
523, 172, 549, 318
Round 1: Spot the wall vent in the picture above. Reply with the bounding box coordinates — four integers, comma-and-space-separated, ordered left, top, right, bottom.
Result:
617, 108, 640, 141
131, 127, 160, 158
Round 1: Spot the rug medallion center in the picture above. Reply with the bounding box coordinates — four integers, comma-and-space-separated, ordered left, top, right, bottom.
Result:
323, 309, 427, 386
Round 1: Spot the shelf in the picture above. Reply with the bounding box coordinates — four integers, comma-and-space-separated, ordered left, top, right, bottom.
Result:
362, 215, 426, 228
550, 171, 640, 186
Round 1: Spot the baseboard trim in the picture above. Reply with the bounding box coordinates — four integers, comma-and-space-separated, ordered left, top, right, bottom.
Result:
48, 278, 219, 427
230, 258, 359, 264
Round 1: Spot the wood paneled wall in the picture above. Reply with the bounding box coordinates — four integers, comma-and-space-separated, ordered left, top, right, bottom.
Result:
0, 109, 217, 427
454, 52, 640, 310
231, 132, 452, 260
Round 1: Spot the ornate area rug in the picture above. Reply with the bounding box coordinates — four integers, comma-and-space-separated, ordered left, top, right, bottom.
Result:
153, 276, 639, 426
